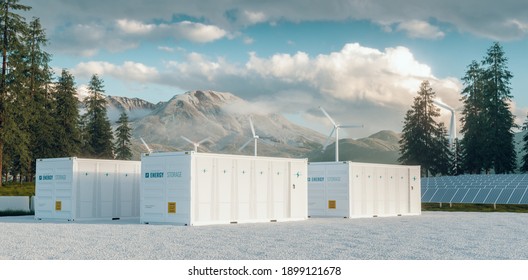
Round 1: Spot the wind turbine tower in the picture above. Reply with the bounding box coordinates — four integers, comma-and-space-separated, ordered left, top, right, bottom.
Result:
239, 117, 259, 156
319, 107, 363, 162
432, 99, 456, 148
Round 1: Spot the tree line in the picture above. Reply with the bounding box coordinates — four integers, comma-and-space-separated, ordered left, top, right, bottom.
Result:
399, 42, 528, 176
0, 0, 132, 185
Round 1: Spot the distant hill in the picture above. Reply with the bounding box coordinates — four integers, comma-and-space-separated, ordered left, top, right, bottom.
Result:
309, 130, 401, 164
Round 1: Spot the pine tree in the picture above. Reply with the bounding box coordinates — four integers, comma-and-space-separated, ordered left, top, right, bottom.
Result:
0, 0, 31, 184
399, 80, 452, 177
114, 112, 132, 160
460, 60, 487, 173
82, 74, 114, 159
54, 69, 81, 157
481, 42, 516, 174
461, 43, 516, 174
25, 17, 54, 180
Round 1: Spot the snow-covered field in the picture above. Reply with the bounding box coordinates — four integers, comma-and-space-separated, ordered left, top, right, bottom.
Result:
1, 211, 527, 260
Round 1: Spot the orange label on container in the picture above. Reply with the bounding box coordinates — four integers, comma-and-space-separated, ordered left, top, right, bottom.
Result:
55, 201, 62, 211
168, 202, 176, 214
328, 200, 336, 209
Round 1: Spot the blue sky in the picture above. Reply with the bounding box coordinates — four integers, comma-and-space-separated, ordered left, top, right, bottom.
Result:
22, 0, 528, 138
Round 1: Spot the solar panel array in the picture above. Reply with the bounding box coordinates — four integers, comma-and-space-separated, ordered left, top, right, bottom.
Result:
421, 174, 528, 204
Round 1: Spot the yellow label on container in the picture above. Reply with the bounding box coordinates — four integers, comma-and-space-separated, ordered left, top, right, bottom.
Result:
55, 201, 62, 211
328, 200, 336, 209
168, 202, 176, 214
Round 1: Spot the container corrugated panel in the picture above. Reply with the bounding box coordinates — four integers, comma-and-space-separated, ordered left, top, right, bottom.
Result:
35, 157, 141, 221
140, 151, 308, 226
308, 161, 421, 218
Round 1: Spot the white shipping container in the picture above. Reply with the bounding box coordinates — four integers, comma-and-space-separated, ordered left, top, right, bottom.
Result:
35, 157, 141, 221
140, 151, 308, 226
308, 161, 421, 218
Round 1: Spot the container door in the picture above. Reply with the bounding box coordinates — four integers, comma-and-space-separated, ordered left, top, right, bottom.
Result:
307, 164, 326, 216
271, 161, 288, 219
117, 162, 140, 218
289, 161, 307, 219
140, 159, 166, 223
235, 158, 252, 221
216, 158, 234, 222
98, 162, 116, 219
35, 159, 74, 220
386, 168, 398, 216
77, 161, 97, 219
409, 167, 421, 214
254, 160, 269, 220
397, 168, 410, 214
325, 163, 349, 217
194, 156, 215, 223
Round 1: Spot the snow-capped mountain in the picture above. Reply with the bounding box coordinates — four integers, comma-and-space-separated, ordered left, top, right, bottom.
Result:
132, 90, 326, 157
106, 90, 402, 163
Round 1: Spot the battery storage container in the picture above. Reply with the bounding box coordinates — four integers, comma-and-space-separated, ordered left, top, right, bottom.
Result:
308, 161, 421, 218
35, 157, 141, 221
140, 151, 308, 226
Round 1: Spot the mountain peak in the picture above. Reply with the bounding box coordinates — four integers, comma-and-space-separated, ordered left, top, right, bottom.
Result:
367, 130, 401, 142
170, 90, 238, 104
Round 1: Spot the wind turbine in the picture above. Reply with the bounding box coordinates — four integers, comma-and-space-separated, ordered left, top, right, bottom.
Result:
180, 136, 211, 152
319, 107, 363, 162
432, 99, 456, 148
238, 117, 259, 156
140, 137, 153, 153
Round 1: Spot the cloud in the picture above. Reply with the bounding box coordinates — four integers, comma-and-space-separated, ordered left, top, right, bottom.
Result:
115, 19, 228, 43
242, 10, 268, 24
149, 43, 460, 136
72, 61, 159, 83
25, 0, 528, 43
158, 46, 175, 52
396, 20, 445, 39
244, 43, 446, 107
42, 16, 228, 56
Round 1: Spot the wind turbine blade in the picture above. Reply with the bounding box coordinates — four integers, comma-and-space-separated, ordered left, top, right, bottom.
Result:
180, 136, 194, 145
432, 99, 454, 113
319, 106, 337, 126
249, 117, 256, 138
238, 139, 253, 151
197, 137, 211, 145
323, 127, 335, 149
140, 137, 152, 153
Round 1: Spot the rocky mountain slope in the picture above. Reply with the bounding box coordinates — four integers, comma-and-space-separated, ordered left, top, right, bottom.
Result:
106, 90, 402, 164
132, 90, 326, 158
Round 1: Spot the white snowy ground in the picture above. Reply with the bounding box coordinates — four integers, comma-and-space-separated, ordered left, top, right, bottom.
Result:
1, 211, 527, 260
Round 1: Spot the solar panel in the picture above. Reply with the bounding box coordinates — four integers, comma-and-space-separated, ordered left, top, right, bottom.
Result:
483, 189, 502, 204
508, 189, 527, 204
519, 189, 528, 204
430, 189, 448, 202
460, 188, 480, 203
440, 188, 458, 202
473, 189, 492, 203
421, 174, 528, 205
495, 189, 514, 204
449, 189, 466, 202
421, 189, 437, 202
